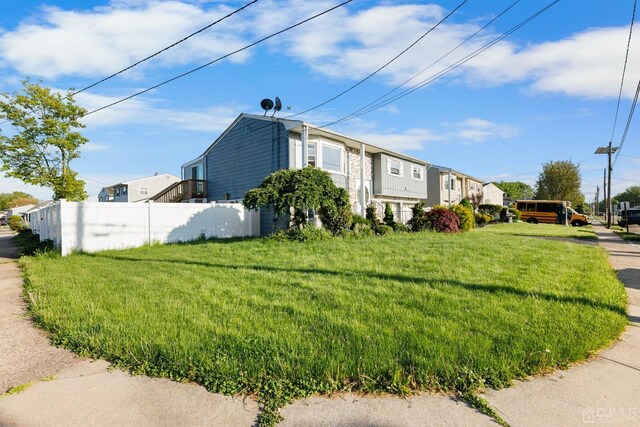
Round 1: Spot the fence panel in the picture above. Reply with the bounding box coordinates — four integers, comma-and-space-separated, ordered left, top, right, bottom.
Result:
27, 201, 260, 255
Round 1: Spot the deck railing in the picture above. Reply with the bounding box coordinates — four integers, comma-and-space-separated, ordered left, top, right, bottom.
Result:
152, 179, 207, 203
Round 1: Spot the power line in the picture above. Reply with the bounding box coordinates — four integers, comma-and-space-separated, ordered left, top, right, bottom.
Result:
613, 77, 640, 166
83, 0, 353, 118
318, 0, 561, 129
332, 0, 523, 125
72, 0, 259, 96
609, 0, 636, 144
284, 0, 469, 119
0, 0, 259, 126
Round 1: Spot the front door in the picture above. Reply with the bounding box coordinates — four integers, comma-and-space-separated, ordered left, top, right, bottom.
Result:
355, 179, 371, 216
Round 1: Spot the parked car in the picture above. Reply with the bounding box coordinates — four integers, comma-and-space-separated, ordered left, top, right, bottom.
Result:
618, 209, 640, 226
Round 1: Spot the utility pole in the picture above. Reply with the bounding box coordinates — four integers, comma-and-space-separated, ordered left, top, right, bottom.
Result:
603, 169, 607, 221
595, 186, 599, 216
607, 140, 613, 229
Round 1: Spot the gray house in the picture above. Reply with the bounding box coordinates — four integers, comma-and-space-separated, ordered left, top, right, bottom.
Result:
425, 165, 484, 208
181, 114, 430, 234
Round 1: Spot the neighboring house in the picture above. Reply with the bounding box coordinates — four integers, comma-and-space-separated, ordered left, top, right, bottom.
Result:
425, 165, 483, 207
98, 173, 181, 203
482, 183, 505, 206
6, 204, 36, 218
181, 113, 430, 234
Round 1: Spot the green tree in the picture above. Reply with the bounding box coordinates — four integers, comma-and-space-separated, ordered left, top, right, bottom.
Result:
534, 160, 585, 207
243, 166, 350, 231
494, 181, 534, 200
614, 186, 640, 207
383, 202, 395, 226
0, 81, 88, 200
0, 191, 38, 210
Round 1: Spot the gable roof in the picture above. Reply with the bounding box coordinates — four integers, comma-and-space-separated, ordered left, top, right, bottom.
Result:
183, 113, 431, 167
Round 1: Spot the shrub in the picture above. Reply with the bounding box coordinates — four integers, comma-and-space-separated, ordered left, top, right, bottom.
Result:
13, 229, 56, 256
425, 208, 460, 233
351, 214, 370, 228
271, 224, 333, 242
393, 223, 409, 233
478, 204, 503, 218
351, 223, 375, 238
460, 198, 472, 210
319, 205, 352, 235
474, 213, 493, 227
383, 202, 395, 227
500, 207, 522, 222
8, 215, 27, 231
450, 204, 475, 231
408, 202, 428, 232
376, 224, 394, 235
365, 203, 378, 224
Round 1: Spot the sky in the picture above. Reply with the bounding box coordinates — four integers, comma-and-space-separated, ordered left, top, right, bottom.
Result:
0, 0, 639, 204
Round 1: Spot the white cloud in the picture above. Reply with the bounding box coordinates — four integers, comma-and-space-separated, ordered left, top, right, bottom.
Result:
75, 91, 242, 133
0, 1, 251, 79
352, 128, 444, 151
444, 118, 519, 142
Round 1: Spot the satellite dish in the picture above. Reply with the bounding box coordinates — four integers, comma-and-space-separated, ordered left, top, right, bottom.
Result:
260, 98, 274, 115
274, 97, 282, 111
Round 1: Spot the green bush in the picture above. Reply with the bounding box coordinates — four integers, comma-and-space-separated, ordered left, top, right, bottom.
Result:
8, 215, 28, 231
271, 225, 333, 242
500, 207, 522, 222
393, 223, 409, 233
408, 202, 428, 232
376, 224, 394, 235
460, 198, 472, 210
450, 204, 475, 231
350, 214, 370, 228
474, 213, 493, 227
383, 202, 395, 227
319, 205, 352, 235
478, 204, 503, 218
351, 223, 375, 238
365, 203, 378, 224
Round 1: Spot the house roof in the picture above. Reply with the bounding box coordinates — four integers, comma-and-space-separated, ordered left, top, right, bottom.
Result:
183, 113, 431, 167
109, 173, 180, 188
429, 164, 484, 183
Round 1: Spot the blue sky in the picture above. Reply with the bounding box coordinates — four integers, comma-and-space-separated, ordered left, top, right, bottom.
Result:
0, 0, 638, 203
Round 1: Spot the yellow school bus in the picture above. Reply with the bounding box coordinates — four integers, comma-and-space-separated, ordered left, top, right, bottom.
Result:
515, 200, 590, 226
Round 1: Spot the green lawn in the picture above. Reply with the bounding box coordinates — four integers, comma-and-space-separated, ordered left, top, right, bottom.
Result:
478, 222, 597, 239
21, 229, 626, 424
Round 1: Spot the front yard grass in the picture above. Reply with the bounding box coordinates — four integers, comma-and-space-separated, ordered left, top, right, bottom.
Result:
478, 222, 597, 239
21, 229, 626, 425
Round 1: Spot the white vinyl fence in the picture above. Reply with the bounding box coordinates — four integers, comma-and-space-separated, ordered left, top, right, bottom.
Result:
26, 200, 260, 256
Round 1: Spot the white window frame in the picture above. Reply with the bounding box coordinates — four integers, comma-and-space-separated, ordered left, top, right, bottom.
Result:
139, 187, 149, 196
387, 157, 403, 177
410, 164, 424, 181
308, 142, 317, 168
306, 139, 345, 175
122, 186, 128, 196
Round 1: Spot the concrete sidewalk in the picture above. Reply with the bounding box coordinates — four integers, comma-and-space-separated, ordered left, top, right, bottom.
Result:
483, 223, 640, 426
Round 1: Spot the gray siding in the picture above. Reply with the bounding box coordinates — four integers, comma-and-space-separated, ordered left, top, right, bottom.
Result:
205, 117, 289, 201
425, 167, 442, 206
372, 153, 427, 199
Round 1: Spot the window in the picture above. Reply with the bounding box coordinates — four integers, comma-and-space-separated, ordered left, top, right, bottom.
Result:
411, 165, 423, 181
139, 187, 149, 196
387, 158, 402, 176
122, 187, 128, 196
115, 188, 121, 197
308, 143, 316, 167
321, 144, 341, 172
444, 178, 456, 190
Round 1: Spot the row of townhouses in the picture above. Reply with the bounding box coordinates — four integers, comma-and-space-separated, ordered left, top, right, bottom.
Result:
97, 114, 505, 233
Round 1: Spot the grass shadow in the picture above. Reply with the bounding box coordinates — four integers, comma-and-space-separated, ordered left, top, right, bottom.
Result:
86, 253, 627, 317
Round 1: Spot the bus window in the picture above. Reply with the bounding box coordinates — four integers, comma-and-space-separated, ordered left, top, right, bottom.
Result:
538, 202, 557, 213
526, 203, 537, 212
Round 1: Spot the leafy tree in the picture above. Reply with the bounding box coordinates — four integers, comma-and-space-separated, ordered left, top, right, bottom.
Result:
0, 191, 38, 210
243, 166, 350, 231
534, 160, 585, 207
494, 181, 534, 200
614, 186, 640, 207
407, 201, 428, 232
0, 81, 88, 200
